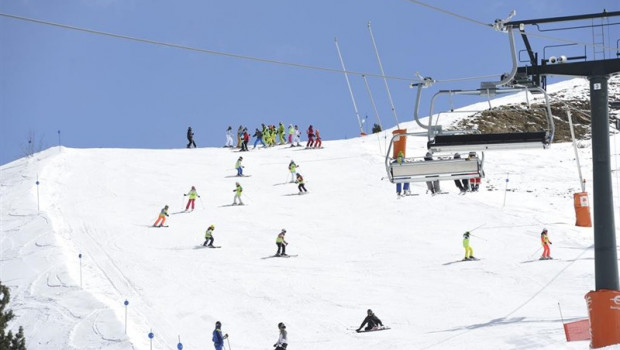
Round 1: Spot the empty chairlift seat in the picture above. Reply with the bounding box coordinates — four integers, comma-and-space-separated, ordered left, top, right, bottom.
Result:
427, 131, 550, 153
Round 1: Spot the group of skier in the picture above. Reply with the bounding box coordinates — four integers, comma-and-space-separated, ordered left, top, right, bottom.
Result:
462, 228, 553, 261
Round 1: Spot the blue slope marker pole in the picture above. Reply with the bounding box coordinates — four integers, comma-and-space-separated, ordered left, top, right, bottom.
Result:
36, 177, 40, 214
148, 330, 154, 350
58, 130, 61, 150
503, 173, 509, 207
78, 254, 82, 288
177, 335, 183, 350
124, 300, 129, 334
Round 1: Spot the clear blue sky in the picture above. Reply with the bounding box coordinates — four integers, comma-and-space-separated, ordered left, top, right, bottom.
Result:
1, 0, 618, 165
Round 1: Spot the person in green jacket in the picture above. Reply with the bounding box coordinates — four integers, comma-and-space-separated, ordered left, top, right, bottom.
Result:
233, 182, 244, 205
276, 229, 288, 256
288, 160, 298, 183
288, 124, 295, 144
184, 186, 201, 211
278, 122, 286, 145
463, 232, 475, 260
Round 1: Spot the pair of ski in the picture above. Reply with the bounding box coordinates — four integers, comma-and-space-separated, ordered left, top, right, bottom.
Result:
354, 327, 391, 333
194, 245, 221, 249
442, 257, 480, 265
261, 254, 298, 259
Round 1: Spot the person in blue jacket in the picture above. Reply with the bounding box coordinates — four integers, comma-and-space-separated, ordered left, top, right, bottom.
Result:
212, 321, 228, 350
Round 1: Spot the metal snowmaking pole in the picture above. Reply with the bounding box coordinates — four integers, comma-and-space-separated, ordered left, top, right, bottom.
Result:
334, 38, 365, 135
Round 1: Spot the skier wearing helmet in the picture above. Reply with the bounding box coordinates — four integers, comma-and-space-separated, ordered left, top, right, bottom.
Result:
212, 321, 228, 350
356, 309, 383, 332
203, 225, 216, 247
463, 232, 475, 260
540, 228, 553, 260
273, 322, 288, 350
233, 182, 243, 205
153, 205, 169, 227
276, 229, 288, 257
184, 186, 201, 211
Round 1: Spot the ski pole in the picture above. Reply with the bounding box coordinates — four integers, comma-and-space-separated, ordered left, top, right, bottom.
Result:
199, 197, 206, 209
468, 223, 486, 232
226, 336, 232, 350
528, 246, 542, 258
470, 233, 487, 242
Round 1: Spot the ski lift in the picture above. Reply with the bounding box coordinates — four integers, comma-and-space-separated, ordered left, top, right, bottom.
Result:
425, 85, 554, 153
385, 142, 484, 184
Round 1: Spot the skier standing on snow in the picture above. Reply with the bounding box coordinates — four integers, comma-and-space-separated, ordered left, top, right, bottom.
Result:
463, 231, 475, 260
242, 128, 250, 151
278, 122, 286, 145
540, 228, 552, 260
356, 309, 383, 332
153, 205, 169, 227
314, 128, 322, 148
288, 124, 295, 144
212, 321, 228, 350
253, 128, 265, 149
276, 229, 288, 256
237, 125, 244, 148
306, 125, 315, 148
184, 186, 200, 211
203, 224, 216, 247
288, 160, 298, 183
293, 125, 301, 147
225, 126, 234, 147
233, 182, 244, 205
296, 173, 307, 194
187, 127, 196, 148
235, 156, 244, 176
273, 322, 288, 350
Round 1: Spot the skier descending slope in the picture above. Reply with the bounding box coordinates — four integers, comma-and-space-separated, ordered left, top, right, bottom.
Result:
203, 225, 216, 247
288, 160, 298, 183
462, 232, 477, 261
184, 186, 200, 211
275, 229, 288, 256
232, 182, 244, 205
153, 205, 169, 227
273, 322, 288, 350
295, 173, 308, 194
235, 157, 244, 176
540, 228, 553, 260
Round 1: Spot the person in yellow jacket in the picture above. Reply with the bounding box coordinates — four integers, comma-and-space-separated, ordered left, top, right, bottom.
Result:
296, 173, 308, 194
463, 232, 475, 260
288, 160, 298, 183
540, 228, 553, 260
276, 229, 288, 256
233, 182, 244, 205
203, 225, 216, 247
184, 186, 201, 211
153, 205, 169, 227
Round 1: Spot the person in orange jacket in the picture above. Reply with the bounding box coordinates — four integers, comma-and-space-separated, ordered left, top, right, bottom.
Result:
540, 228, 553, 260
153, 205, 169, 227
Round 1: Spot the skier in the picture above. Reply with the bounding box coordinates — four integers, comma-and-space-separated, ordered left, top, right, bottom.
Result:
395, 151, 406, 196
540, 228, 552, 260
225, 126, 234, 147
153, 205, 169, 227
314, 128, 322, 148
203, 224, 215, 247
288, 124, 295, 144
187, 127, 196, 148
184, 186, 200, 211
253, 128, 265, 149
293, 125, 301, 147
237, 125, 244, 148
242, 128, 250, 151
306, 125, 315, 148
356, 309, 384, 332
273, 322, 288, 350
295, 173, 307, 194
233, 182, 244, 205
468, 152, 480, 191
463, 231, 475, 260
452, 153, 469, 194
235, 156, 244, 176
212, 321, 228, 350
288, 160, 298, 183
278, 122, 286, 145
276, 229, 288, 256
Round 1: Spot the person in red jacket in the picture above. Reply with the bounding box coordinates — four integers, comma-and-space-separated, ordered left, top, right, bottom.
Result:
306, 125, 315, 148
